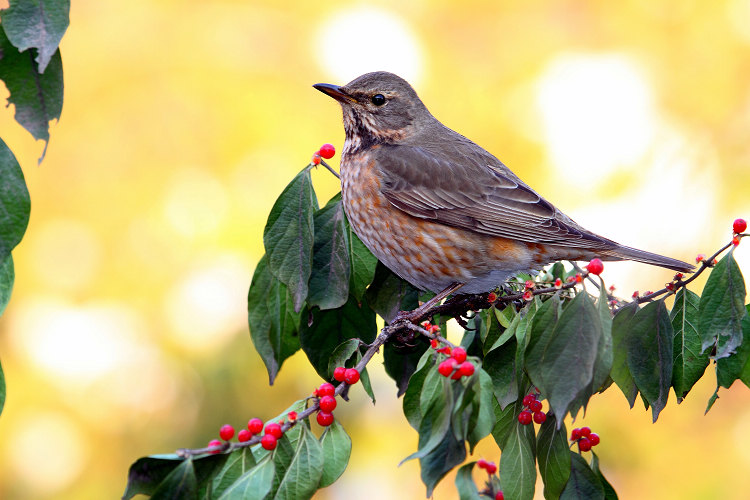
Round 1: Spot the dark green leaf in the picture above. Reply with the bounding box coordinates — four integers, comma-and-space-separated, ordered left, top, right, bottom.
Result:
539, 293, 601, 422
263, 169, 317, 312
550, 262, 566, 281
308, 195, 350, 310
484, 334, 519, 409
211, 448, 256, 497
402, 376, 454, 464
248, 256, 301, 384
347, 225, 377, 301
0, 33, 63, 159
365, 262, 419, 323
560, 452, 604, 500
419, 432, 466, 497
491, 398, 520, 450
591, 452, 618, 500
355, 350, 376, 404
593, 283, 614, 393
499, 418, 536, 500
384, 339, 430, 397
150, 459, 197, 500
318, 420, 352, 488
525, 295, 561, 397
0, 139, 30, 260
327, 338, 360, 379
627, 300, 673, 422
740, 309, 750, 388
483, 306, 508, 354
455, 462, 482, 500
671, 288, 709, 400
123, 454, 227, 500
716, 315, 750, 389
299, 295, 376, 378
403, 350, 434, 430
467, 368, 494, 452
273, 425, 324, 500
0, 254, 14, 316
217, 454, 274, 500
1, 0, 70, 73
537, 413, 571, 500
610, 303, 639, 407
699, 251, 746, 359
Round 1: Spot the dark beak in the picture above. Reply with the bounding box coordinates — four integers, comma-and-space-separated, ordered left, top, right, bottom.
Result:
313, 83, 355, 103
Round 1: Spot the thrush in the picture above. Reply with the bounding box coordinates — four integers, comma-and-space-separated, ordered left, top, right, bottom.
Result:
313, 71, 693, 309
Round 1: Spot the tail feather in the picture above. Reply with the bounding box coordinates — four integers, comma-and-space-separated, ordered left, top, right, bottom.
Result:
601, 246, 695, 273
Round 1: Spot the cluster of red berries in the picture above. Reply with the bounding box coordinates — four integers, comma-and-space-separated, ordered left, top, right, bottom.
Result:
436, 346, 476, 379
208, 415, 292, 453
311, 143, 336, 165
565, 273, 584, 284
476, 460, 503, 500
523, 280, 534, 301
517, 392, 547, 425
570, 426, 600, 452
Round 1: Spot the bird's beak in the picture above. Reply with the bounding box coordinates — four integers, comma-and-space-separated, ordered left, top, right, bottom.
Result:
313, 83, 355, 103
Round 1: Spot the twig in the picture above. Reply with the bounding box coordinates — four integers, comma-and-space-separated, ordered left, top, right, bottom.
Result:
319, 159, 340, 179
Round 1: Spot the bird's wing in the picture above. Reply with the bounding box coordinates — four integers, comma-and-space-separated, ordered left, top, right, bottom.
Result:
374, 139, 617, 250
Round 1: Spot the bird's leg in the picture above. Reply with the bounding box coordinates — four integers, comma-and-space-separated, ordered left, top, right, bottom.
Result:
395, 282, 465, 324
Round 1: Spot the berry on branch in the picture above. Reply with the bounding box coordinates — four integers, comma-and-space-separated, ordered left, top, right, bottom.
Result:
518, 410, 533, 425
264, 422, 283, 439
237, 429, 252, 442
451, 346, 467, 364
317, 411, 334, 426
318, 383, 335, 397
333, 366, 346, 382
734, 218, 747, 234
319, 143, 336, 159
586, 258, 604, 275
261, 434, 277, 450
344, 368, 360, 385
247, 418, 263, 434
319, 395, 337, 412
219, 424, 235, 441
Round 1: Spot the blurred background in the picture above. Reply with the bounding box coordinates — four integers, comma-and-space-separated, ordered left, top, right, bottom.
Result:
1, 0, 749, 498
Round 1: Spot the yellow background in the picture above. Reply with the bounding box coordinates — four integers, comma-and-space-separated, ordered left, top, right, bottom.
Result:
1, 0, 750, 498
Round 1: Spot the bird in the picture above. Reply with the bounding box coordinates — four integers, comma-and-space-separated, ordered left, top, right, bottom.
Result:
313, 71, 693, 314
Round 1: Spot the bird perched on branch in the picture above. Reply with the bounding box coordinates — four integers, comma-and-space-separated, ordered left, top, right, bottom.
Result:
314, 71, 693, 313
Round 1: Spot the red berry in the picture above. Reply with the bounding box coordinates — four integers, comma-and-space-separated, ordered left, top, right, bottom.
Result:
586, 258, 604, 275
319, 143, 336, 159
487, 292, 497, 303
589, 433, 600, 446
264, 422, 283, 439
632, 290, 639, 299
575, 273, 583, 283
554, 278, 563, 289
437, 346, 452, 355
247, 418, 263, 434
477, 458, 488, 470
318, 382, 335, 397
438, 358, 457, 377
674, 272, 684, 280
344, 368, 360, 384
733, 236, 741, 247
485, 462, 497, 475
311, 153, 321, 165
237, 429, 252, 442
261, 434, 277, 450
430, 324, 441, 334
219, 424, 235, 441
333, 366, 346, 382
578, 426, 591, 437
529, 399, 543, 412
319, 395, 337, 412
287, 411, 297, 422
696, 253, 706, 263
608, 285, 616, 292
430, 339, 438, 348
316, 411, 334, 426
734, 218, 747, 234
496, 492, 504, 500
522, 394, 535, 407
533, 411, 547, 424
570, 428, 581, 440
578, 437, 592, 452
524, 280, 535, 289
523, 290, 533, 301
458, 361, 475, 377
208, 439, 222, 454
518, 410, 533, 425
451, 347, 467, 364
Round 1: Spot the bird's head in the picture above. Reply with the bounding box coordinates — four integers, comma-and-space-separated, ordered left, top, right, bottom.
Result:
314, 71, 431, 147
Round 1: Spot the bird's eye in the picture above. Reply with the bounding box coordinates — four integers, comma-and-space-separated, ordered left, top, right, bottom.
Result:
371, 94, 386, 106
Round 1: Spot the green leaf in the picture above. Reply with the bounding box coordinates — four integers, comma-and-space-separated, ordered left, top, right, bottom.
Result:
593, 283, 614, 394
1, 0, 70, 73
591, 452, 618, 500
539, 293, 602, 422
537, 413, 571, 500
0, 254, 14, 316
740, 309, 750, 388
217, 454, 275, 500
150, 459, 197, 500
348, 225, 377, 301
455, 462, 482, 500
355, 350, 376, 404
308, 195, 350, 310
0, 139, 30, 260
525, 295, 561, 397
299, 295, 376, 378
484, 334, 519, 409
384, 339, 430, 397
671, 288, 709, 401
327, 338, 360, 379
0, 357, 5, 417
403, 350, 434, 430
699, 251, 747, 359
263, 169, 317, 312
318, 420, 352, 488
402, 376, 454, 464
610, 303, 639, 407
716, 317, 750, 389
419, 433, 466, 497
123, 454, 228, 500
560, 452, 605, 500
627, 300, 674, 422
365, 262, 419, 323
499, 418, 536, 500
211, 447, 256, 497
273, 425, 324, 500
247, 256, 302, 384
467, 369, 494, 452
0, 32, 63, 160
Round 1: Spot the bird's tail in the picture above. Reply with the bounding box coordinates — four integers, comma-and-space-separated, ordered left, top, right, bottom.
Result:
601, 245, 695, 273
